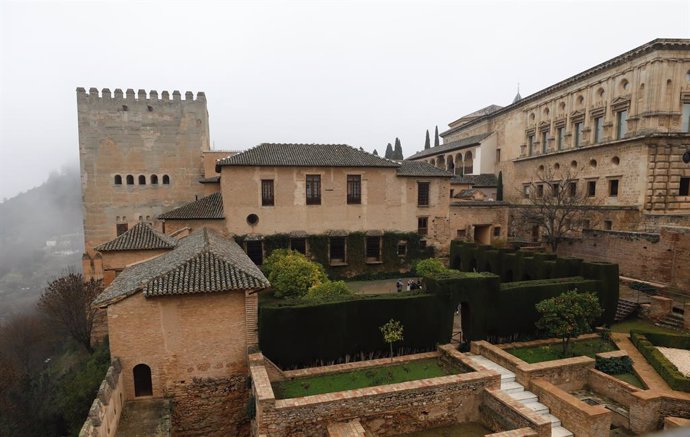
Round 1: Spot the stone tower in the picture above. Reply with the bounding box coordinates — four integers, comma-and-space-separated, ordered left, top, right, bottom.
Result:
77, 87, 211, 255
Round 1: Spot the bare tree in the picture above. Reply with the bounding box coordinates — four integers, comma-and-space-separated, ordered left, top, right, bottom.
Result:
515, 165, 599, 252
38, 271, 102, 353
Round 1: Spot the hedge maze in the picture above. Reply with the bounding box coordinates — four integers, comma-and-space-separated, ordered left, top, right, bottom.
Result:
258, 241, 619, 368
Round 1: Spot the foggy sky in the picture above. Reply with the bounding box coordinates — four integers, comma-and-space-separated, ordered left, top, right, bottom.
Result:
1, 0, 688, 201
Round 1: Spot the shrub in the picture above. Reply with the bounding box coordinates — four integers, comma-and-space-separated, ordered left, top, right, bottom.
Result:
630, 330, 690, 392
304, 281, 353, 302
268, 252, 328, 299
414, 258, 446, 277
262, 248, 296, 277
595, 355, 633, 375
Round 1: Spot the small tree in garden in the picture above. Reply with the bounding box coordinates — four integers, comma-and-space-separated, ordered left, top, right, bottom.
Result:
267, 251, 328, 299
414, 258, 446, 277
535, 290, 602, 357
380, 319, 404, 361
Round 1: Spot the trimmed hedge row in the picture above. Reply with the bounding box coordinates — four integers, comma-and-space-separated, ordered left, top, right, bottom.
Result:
448, 241, 618, 324
239, 232, 433, 280
630, 330, 690, 392
259, 292, 452, 368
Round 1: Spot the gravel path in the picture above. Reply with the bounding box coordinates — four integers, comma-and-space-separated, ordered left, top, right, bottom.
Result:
657, 346, 690, 377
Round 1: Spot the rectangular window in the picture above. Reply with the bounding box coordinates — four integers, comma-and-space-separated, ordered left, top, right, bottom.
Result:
616, 110, 628, 139
609, 179, 619, 197
449, 189, 454, 199
116, 223, 128, 236
496, 148, 501, 163
569, 181, 577, 197
594, 117, 604, 143
261, 179, 274, 206
418, 217, 428, 235
528, 135, 535, 155
397, 242, 407, 256
587, 180, 596, 197
365, 236, 381, 262
493, 227, 501, 237
456, 229, 467, 239
557, 127, 565, 150
582, 219, 591, 229
417, 182, 430, 206
574, 122, 583, 147
290, 238, 306, 254
542, 131, 548, 153
306, 175, 321, 205
329, 237, 346, 264
347, 175, 361, 204
682, 103, 690, 132
552, 183, 559, 196
245, 241, 263, 266
680, 177, 690, 196
523, 185, 530, 198
537, 184, 544, 197
604, 220, 613, 230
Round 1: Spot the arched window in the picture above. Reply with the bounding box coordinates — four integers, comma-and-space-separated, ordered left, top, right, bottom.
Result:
138, 175, 146, 185
114, 175, 122, 185
126, 175, 134, 185
162, 175, 170, 185
464, 151, 473, 175
437, 156, 445, 169
151, 175, 158, 184
446, 156, 454, 172
133, 364, 153, 397
454, 154, 463, 176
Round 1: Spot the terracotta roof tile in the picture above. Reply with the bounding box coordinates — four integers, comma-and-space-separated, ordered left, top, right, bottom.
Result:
95, 222, 177, 252
396, 161, 453, 177
406, 133, 492, 160
158, 192, 224, 220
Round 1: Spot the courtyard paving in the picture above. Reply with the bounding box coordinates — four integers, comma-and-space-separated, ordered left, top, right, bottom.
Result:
115, 398, 171, 437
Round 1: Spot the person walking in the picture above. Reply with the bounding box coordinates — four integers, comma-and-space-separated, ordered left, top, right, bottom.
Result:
396, 279, 402, 293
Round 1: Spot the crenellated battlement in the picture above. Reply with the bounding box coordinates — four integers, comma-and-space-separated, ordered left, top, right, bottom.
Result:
76, 87, 206, 103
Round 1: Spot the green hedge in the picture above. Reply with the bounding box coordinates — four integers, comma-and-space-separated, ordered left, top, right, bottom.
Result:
259, 292, 452, 368
630, 331, 690, 392
595, 355, 634, 375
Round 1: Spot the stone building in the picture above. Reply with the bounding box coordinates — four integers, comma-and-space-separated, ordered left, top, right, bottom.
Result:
92, 228, 269, 436
410, 39, 690, 245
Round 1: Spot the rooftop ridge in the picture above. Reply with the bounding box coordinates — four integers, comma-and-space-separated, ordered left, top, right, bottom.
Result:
76, 87, 206, 103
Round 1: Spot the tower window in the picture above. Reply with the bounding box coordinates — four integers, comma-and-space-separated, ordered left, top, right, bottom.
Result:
162, 175, 170, 185
126, 175, 134, 185
680, 177, 690, 196
151, 175, 158, 184
138, 175, 146, 185
114, 175, 122, 185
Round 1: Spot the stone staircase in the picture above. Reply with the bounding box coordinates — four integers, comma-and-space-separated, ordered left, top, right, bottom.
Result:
614, 298, 639, 322
466, 354, 573, 437
655, 311, 685, 330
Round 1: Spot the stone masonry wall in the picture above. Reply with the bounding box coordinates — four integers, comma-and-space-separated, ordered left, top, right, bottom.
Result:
251, 350, 500, 437
479, 389, 550, 437
557, 226, 690, 293
79, 358, 124, 437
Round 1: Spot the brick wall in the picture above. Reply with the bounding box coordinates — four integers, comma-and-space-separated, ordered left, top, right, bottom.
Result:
251, 349, 500, 437
557, 225, 690, 294
479, 389, 550, 437
529, 379, 611, 437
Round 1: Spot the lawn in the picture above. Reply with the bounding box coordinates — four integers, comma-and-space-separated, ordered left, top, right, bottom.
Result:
613, 372, 646, 389
610, 319, 678, 335
507, 338, 617, 363
272, 358, 466, 399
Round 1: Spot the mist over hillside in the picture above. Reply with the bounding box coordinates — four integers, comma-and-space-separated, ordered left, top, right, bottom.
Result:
0, 165, 84, 320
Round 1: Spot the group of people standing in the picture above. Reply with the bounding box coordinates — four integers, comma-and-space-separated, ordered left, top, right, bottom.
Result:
396, 278, 422, 292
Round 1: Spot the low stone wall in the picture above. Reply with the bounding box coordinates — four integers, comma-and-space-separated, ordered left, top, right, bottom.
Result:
79, 358, 124, 437
586, 368, 641, 408
479, 389, 550, 437
172, 375, 250, 437
472, 340, 594, 391
485, 428, 538, 437
530, 379, 611, 437
251, 347, 500, 437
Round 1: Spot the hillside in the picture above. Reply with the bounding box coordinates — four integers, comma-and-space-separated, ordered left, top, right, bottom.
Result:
0, 165, 84, 320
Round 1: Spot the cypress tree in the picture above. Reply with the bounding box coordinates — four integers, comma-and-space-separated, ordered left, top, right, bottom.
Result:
424, 130, 430, 149
373, 149, 379, 156
497, 171, 504, 201
434, 125, 440, 147
394, 137, 403, 160
384, 143, 393, 159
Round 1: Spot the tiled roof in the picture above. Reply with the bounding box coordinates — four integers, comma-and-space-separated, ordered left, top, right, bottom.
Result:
455, 104, 503, 121
94, 228, 269, 306
199, 176, 220, 183
158, 192, 224, 220
215, 143, 400, 169
396, 161, 454, 178
450, 173, 498, 187
95, 222, 177, 252
406, 133, 492, 160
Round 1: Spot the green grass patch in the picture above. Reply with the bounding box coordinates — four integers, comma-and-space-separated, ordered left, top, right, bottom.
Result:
611, 319, 677, 335
507, 338, 617, 363
613, 372, 646, 389
272, 358, 466, 399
